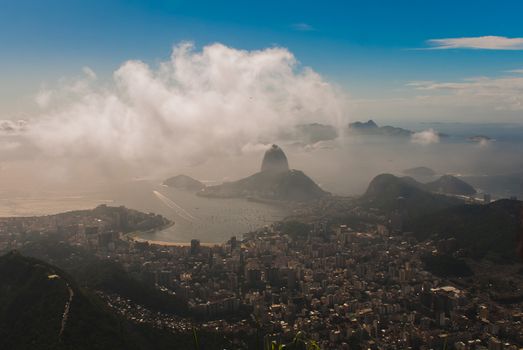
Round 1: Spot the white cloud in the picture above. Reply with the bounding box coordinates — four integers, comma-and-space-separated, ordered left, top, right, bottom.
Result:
241, 142, 272, 154
35, 90, 53, 108
291, 23, 314, 31
411, 129, 440, 145
426, 36, 523, 50
26, 42, 348, 168
327, 67, 523, 123
0, 119, 27, 134
477, 138, 491, 147
407, 74, 523, 111
82, 66, 97, 80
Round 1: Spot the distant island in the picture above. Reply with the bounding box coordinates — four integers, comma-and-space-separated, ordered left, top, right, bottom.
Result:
467, 135, 493, 144
163, 174, 205, 191
199, 144, 328, 201
293, 123, 338, 143
347, 119, 413, 137
347, 120, 448, 138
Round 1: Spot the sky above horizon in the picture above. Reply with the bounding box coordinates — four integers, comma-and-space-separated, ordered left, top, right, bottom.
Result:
2, 0, 523, 123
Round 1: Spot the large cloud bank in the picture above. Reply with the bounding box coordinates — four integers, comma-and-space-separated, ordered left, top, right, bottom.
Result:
28, 43, 348, 168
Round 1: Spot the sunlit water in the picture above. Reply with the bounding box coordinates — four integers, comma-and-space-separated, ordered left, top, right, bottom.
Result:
0, 181, 287, 243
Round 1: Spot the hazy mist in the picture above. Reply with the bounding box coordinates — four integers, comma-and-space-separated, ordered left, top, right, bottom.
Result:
0, 43, 521, 201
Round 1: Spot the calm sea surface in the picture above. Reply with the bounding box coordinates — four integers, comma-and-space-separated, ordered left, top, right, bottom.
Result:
0, 180, 287, 243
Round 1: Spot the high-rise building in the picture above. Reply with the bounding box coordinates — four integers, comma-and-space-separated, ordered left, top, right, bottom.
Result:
190, 239, 200, 255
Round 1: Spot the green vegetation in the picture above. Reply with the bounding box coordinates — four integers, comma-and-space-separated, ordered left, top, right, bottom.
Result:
18, 237, 188, 315
0, 252, 234, 350
421, 254, 473, 278
363, 174, 522, 262
74, 259, 189, 315
280, 221, 311, 240
0, 251, 145, 350
409, 199, 523, 261
361, 173, 463, 219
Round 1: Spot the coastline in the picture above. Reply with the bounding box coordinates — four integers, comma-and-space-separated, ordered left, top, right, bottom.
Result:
126, 221, 219, 247
128, 236, 219, 247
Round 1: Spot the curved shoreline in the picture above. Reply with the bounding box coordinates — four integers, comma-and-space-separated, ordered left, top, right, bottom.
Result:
128, 236, 218, 247
125, 221, 218, 247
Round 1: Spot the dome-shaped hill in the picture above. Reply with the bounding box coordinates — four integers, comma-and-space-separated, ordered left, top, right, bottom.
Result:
425, 175, 476, 196
163, 174, 205, 191
361, 173, 463, 217
200, 169, 327, 201
261, 144, 290, 173
199, 144, 327, 201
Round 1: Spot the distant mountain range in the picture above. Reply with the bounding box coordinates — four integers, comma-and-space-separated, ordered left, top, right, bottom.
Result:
283, 119, 510, 145
294, 123, 338, 143
348, 120, 414, 137
347, 119, 450, 139
281, 120, 433, 144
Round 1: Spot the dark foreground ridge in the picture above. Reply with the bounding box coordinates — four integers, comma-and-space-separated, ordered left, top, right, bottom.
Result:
0, 250, 234, 350
0, 252, 143, 350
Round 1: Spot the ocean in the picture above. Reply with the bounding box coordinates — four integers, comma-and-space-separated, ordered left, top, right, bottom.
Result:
0, 180, 287, 244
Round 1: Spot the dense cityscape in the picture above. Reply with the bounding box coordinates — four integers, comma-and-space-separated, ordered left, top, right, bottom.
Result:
3, 2, 523, 349
1, 200, 522, 349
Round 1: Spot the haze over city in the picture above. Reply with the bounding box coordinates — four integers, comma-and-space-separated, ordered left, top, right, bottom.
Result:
1, 1, 522, 349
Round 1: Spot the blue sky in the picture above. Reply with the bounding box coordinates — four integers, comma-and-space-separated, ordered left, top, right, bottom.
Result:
2, 0, 523, 121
